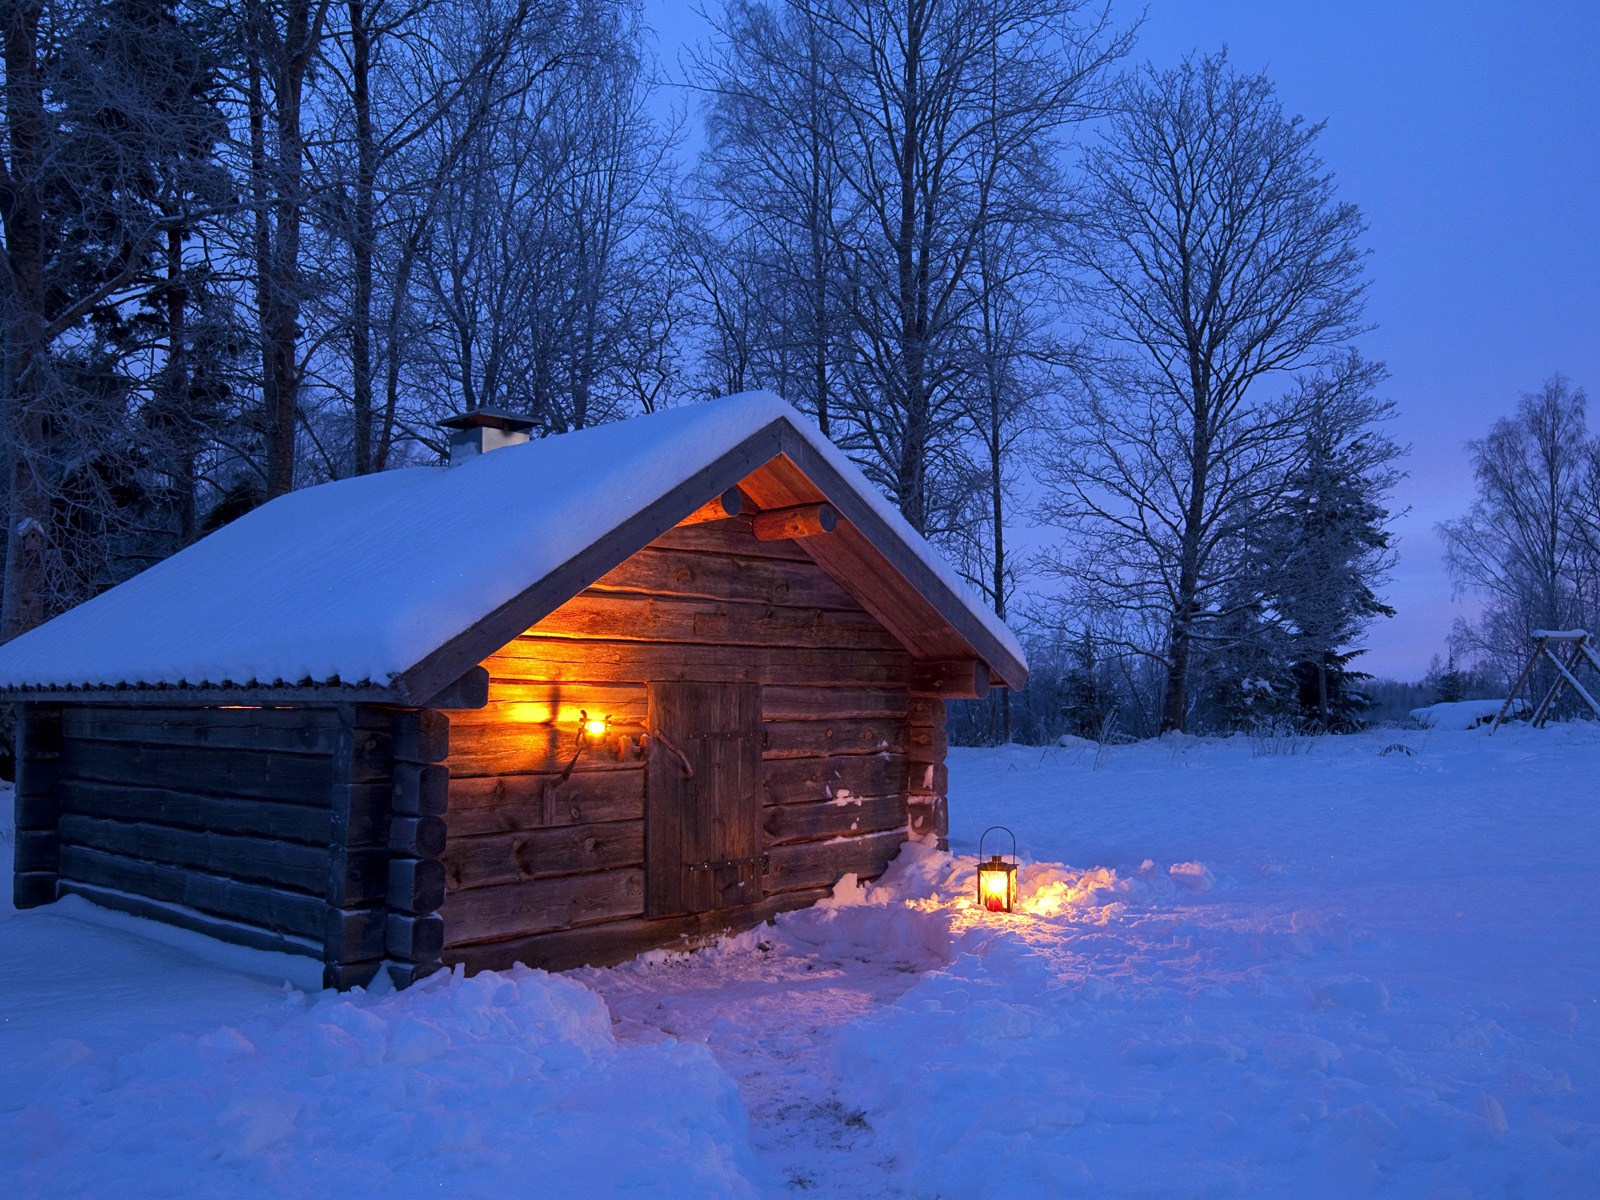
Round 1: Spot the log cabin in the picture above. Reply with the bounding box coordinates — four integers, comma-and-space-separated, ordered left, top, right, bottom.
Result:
0, 393, 1026, 989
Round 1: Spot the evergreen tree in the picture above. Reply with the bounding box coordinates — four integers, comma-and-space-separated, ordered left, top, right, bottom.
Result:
1259, 362, 1401, 729
1060, 630, 1113, 739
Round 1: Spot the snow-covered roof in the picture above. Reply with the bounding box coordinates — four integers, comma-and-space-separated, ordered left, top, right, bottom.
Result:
0, 393, 1026, 699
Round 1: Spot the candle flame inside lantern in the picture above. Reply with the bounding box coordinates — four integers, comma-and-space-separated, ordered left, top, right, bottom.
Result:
583, 717, 608, 737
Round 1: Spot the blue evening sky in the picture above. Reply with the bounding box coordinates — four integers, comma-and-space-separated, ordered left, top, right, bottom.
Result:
643, 0, 1600, 680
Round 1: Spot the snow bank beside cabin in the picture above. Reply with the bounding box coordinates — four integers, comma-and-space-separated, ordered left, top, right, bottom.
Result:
0, 959, 761, 1198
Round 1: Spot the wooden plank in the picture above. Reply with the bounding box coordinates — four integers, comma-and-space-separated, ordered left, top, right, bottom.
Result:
58, 845, 329, 939
528, 593, 901, 652
765, 829, 905, 894
58, 814, 332, 896
393, 710, 450, 764
443, 887, 830, 974
908, 660, 992, 700
907, 722, 949, 758
588, 546, 863, 610
442, 820, 645, 891
447, 770, 645, 836
14, 829, 59, 873
443, 720, 643, 777
390, 815, 448, 858
907, 697, 947, 727
459, 682, 648, 722
752, 502, 836, 541
58, 739, 338, 803
764, 718, 908, 759
907, 794, 949, 844
422, 666, 490, 710
60, 705, 349, 757
387, 912, 445, 961
393, 762, 449, 816
764, 686, 909, 721
440, 867, 644, 947
58, 880, 322, 961
764, 793, 907, 845
908, 759, 949, 797
647, 521, 812, 560
14, 756, 60, 802
487, 640, 911, 688
323, 906, 389, 963
14, 872, 58, 908
14, 789, 63, 828
326, 846, 393, 906
677, 486, 745, 526
59, 779, 337, 844
762, 753, 908, 806
388, 857, 447, 915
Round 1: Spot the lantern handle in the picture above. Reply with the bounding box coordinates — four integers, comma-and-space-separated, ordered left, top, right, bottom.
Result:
978, 824, 1016, 865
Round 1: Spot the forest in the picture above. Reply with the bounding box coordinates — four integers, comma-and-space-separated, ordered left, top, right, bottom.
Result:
2, 0, 1596, 741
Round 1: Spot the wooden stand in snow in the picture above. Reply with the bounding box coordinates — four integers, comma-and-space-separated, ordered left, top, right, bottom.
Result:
1490, 630, 1600, 732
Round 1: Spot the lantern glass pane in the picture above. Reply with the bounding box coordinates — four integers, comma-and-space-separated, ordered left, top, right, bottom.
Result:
979, 866, 1011, 912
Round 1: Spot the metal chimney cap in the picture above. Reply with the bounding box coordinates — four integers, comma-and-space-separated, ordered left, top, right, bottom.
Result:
437, 408, 540, 434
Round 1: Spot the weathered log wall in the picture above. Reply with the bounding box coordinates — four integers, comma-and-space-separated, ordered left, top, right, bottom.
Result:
37, 703, 448, 989
439, 516, 932, 972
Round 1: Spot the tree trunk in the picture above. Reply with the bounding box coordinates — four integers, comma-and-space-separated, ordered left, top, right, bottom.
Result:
349, 0, 375, 474
164, 224, 196, 543
893, 2, 927, 534
1, 0, 50, 640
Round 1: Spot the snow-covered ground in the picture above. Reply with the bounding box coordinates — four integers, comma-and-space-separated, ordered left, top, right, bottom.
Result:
3, 724, 1598, 1197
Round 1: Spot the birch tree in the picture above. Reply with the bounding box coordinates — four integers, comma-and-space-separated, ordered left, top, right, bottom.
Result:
1439, 375, 1595, 682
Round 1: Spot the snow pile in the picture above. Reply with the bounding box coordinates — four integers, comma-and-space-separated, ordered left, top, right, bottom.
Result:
1409, 698, 1516, 728
0, 963, 761, 1198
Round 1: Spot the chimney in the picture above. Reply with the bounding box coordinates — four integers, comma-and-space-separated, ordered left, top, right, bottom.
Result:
438, 408, 540, 466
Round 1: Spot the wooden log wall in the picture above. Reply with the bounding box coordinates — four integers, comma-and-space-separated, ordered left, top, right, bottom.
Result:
906, 696, 951, 849
49, 704, 401, 988
439, 517, 921, 972
13, 703, 63, 908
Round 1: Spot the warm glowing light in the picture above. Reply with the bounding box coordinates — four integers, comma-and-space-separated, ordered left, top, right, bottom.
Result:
975, 826, 1020, 914
584, 718, 608, 737
977, 859, 1016, 912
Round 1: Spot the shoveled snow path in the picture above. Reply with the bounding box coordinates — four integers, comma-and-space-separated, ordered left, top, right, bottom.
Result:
578, 929, 923, 1194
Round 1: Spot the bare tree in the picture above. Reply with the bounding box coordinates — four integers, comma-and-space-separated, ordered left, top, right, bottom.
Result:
1439, 375, 1595, 682
817, 0, 1125, 534
1039, 53, 1369, 732
692, 0, 850, 432
411, 0, 672, 434
239, 0, 333, 498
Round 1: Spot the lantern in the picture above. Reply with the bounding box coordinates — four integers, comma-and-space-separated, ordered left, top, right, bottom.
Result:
976, 825, 1018, 913
578, 710, 610, 742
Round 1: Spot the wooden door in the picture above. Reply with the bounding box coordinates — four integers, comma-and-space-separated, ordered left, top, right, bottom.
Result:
645, 682, 764, 917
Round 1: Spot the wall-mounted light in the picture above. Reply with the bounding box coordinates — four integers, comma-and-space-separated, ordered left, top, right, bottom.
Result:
976, 825, 1019, 914
556, 710, 614, 784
